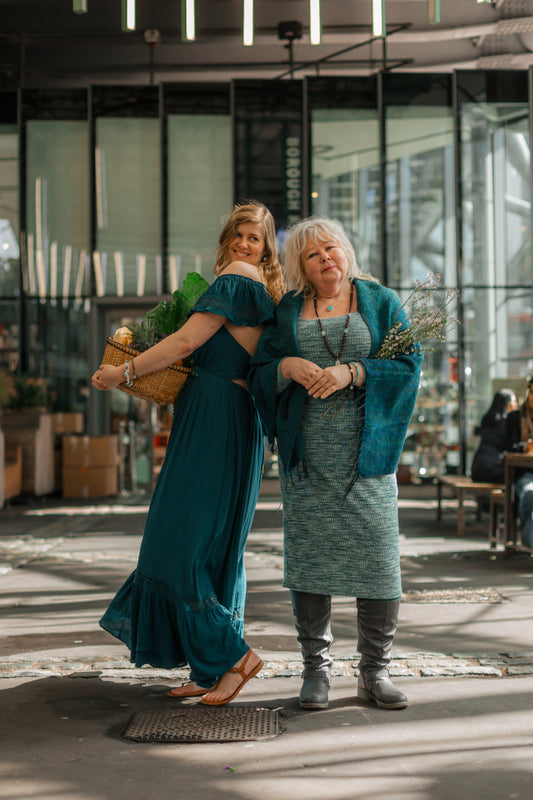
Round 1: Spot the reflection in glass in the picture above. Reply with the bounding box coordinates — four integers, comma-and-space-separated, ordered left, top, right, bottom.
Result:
385, 106, 458, 474
26, 121, 89, 299
0, 125, 19, 298
25, 299, 90, 415
386, 105, 455, 288
95, 118, 161, 296
461, 102, 533, 429
311, 109, 381, 278
167, 115, 232, 285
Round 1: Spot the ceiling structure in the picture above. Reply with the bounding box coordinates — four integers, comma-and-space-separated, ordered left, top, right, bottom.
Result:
3, 0, 533, 88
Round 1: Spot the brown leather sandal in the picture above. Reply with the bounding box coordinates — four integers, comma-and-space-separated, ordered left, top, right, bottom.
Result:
200, 649, 263, 706
167, 681, 210, 698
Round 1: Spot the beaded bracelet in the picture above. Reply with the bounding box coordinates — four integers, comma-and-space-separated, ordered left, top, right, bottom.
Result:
130, 358, 138, 381
346, 363, 355, 389
349, 361, 361, 387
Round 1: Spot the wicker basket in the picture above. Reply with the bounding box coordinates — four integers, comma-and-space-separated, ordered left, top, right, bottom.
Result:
101, 337, 193, 405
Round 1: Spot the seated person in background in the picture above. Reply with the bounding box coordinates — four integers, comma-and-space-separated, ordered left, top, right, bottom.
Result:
471, 388, 517, 483
506, 378, 533, 549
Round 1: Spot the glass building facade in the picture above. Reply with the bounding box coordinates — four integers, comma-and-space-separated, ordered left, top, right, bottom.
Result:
1, 73, 532, 478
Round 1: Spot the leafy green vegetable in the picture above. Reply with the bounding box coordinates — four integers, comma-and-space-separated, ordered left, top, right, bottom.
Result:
128, 272, 209, 353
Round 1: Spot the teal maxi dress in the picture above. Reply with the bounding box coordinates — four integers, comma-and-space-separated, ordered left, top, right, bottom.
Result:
99, 274, 275, 688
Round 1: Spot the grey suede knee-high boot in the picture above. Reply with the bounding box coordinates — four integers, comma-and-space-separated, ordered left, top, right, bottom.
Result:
356, 597, 408, 709
291, 590, 333, 710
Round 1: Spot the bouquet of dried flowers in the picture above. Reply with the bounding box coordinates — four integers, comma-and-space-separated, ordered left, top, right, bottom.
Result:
375, 273, 459, 360
322, 274, 458, 424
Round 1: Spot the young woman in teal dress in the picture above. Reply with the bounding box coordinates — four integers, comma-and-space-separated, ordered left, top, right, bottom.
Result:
249, 217, 422, 711
92, 201, 285, 706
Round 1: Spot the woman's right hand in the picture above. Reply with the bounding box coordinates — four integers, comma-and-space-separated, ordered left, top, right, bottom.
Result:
280, 357, 322, 387
91, 364, 123, 391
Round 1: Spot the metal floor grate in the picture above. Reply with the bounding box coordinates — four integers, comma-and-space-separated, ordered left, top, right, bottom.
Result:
123, 706, 279, 743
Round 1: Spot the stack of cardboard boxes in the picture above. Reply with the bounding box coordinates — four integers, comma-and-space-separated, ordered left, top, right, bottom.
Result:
4, 412, 55, 497
62, 435, 118, 498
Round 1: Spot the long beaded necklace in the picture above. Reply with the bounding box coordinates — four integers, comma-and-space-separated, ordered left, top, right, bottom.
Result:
313, 282, 354, 365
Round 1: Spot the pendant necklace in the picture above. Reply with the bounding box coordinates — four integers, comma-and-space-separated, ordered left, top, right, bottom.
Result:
313, 283, 354, 365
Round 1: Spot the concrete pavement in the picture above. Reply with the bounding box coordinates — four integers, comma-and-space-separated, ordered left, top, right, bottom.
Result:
1, 481, 533, 800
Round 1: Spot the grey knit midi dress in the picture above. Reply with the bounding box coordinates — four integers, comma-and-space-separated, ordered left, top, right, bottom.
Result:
278, 312, 402, 600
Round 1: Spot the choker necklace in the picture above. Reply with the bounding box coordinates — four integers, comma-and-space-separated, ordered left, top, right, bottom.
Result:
314, 283, 354, 365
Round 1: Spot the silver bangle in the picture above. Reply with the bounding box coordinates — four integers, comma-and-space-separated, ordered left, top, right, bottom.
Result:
123, 360, 133, 387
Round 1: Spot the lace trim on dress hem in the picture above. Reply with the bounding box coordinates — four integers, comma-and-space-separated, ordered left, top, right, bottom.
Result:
135, 570, 244, 620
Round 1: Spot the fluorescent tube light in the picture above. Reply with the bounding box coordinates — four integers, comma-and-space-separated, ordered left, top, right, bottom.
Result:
243, 0, 254, 47
121, 0, 136, 32
372, 0, 385, 38
182, 0, 196, 42
310, 0, 321, 45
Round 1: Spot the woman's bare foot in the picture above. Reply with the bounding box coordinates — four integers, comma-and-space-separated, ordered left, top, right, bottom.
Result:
167, 681, 209, 698
200, 649, 263, 706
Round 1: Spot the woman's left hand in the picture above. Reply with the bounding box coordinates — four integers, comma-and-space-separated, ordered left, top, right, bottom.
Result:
305, 364, 352, 399
91, 364, 123, 391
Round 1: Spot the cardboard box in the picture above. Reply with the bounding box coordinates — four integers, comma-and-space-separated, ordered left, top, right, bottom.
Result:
62, 435, 118, 468
62, 465, 118, 498
51, 412, 84, 434
4, 443, 22, 501
4, 412, 54, 496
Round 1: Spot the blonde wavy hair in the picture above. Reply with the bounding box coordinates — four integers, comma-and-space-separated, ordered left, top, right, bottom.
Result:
282, 216, 377, 296
214, 200, 286, 305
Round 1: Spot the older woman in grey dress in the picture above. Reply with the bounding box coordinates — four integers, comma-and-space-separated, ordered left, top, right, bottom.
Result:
249, 217, 422, 711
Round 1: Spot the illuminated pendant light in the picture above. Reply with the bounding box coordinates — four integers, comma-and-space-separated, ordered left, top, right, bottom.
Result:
243, 0, 254, 47
121, 0, 136, 32
372, 0, 385, 38
310, 0, 321, 45
73, 0, 87, 13
181, 0, 196, 42
428, 0, 440, 24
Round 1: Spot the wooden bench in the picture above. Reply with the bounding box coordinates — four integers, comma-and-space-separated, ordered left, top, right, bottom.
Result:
436, 475, 503, 537
489, 489, 506, 550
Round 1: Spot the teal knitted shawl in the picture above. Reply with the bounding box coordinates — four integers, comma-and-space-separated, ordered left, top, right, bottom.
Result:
248, 278, 423, 479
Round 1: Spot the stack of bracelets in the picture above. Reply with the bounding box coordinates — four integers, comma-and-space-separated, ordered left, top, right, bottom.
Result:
123, 359, 138, 387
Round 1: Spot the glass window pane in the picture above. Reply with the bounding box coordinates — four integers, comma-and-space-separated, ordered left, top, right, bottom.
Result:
383, 86, 457, 478
460, 98, 533, 436
461, 102, 531, 288
26, 120, 89, 299
234, 80, 303, 228
22, 299, 90, 416
464, 285, 533, 429
0, 299, 19, 372
311, 109, 381, 278
95, 118, 161, 297
0, 125, 19, 298
386, 106, 455, 288
167, 115, 232, 285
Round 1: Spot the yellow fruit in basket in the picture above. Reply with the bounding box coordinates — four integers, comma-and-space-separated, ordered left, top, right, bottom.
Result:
113, 326, 133, 346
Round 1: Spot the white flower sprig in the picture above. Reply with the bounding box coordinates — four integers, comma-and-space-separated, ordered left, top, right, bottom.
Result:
375, 273, 459, 360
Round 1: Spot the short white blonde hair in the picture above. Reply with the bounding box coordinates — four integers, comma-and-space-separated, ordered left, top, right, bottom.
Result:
281, 216, 377, 295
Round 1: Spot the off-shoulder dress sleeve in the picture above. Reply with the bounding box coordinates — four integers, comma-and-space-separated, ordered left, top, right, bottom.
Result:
189, 273, 275, 326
